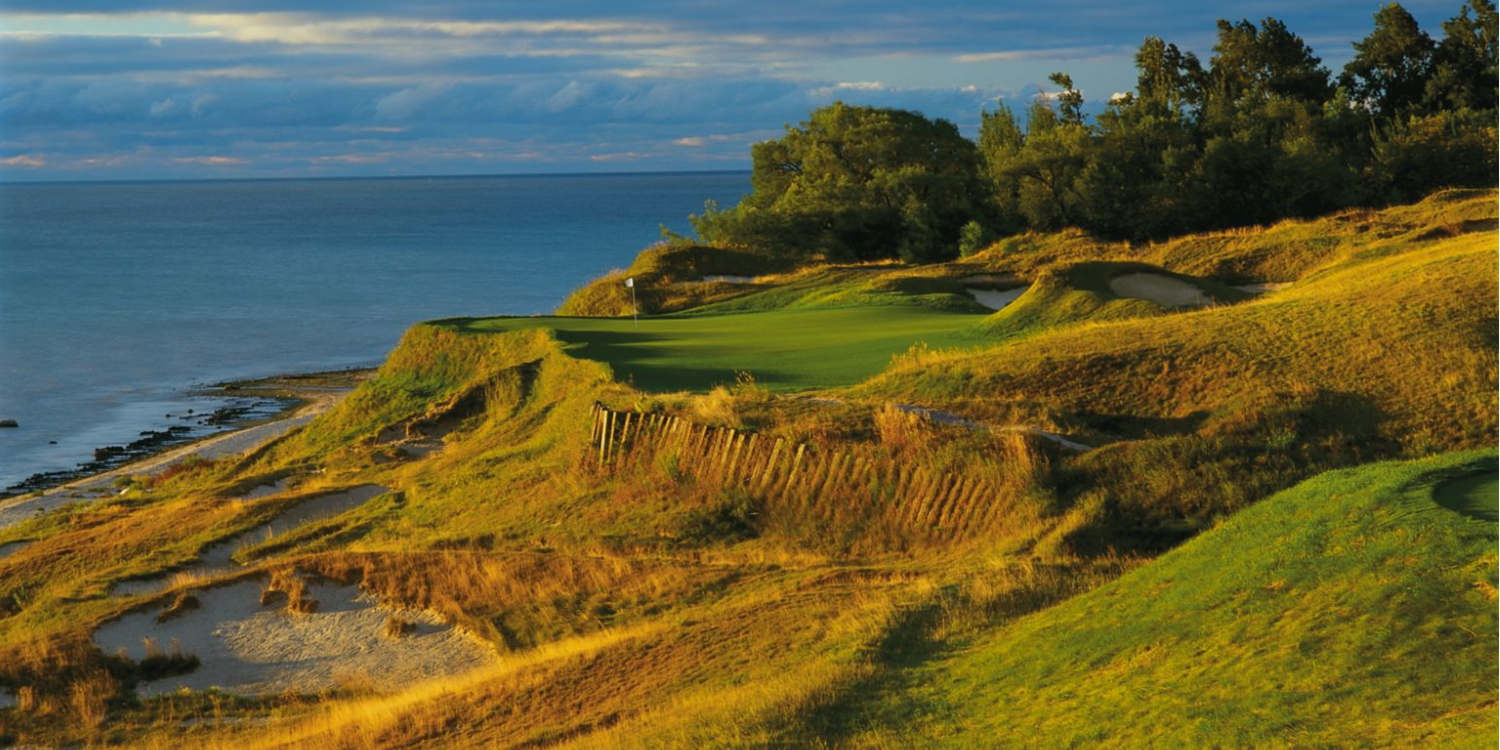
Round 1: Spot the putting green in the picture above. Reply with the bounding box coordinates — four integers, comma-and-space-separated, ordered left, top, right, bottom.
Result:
1433, 467, 1498, 522
444, 306, 986, 392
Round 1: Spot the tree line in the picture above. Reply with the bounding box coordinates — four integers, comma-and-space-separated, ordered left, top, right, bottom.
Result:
690, 1, 1497, 263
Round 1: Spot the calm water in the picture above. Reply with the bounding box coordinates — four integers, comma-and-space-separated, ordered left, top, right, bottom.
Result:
0, 172, 748, 489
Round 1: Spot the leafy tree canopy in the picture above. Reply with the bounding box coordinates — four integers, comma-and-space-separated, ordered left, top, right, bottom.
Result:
692, 102, 987, 263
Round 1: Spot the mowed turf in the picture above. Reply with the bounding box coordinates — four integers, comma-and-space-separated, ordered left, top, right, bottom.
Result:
440, 306, 987, 392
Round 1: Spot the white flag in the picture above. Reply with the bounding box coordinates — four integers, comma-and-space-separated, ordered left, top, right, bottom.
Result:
625, 277, 634, 288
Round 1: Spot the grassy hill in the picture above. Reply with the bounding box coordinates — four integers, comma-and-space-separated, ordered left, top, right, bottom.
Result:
0, 190, 1493, 749
801, 451, 1499, 749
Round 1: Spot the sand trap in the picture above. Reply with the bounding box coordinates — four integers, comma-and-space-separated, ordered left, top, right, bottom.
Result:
241, 478, 291, 500
95, 578, 496, 696
112, 485, 388, 598
967, 286, 1028, 310
1109, 273, 1210, 308
702, 275, 757, 284
1232, 282, 1292, 294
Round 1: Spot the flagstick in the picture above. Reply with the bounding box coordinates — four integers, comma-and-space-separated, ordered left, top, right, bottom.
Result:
626, 277, 638, 329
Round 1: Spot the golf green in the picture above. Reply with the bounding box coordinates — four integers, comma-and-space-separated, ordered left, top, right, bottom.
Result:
446, 306, 986, 392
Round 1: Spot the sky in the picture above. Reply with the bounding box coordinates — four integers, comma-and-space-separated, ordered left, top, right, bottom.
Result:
0, 1, 1463, 181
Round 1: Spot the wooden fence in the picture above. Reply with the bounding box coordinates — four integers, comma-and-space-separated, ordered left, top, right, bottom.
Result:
586, 403, 1026, 540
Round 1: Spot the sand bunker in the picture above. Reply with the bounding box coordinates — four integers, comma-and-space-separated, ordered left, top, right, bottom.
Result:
1232, 282, 1292, 294
967, 286, 1028, 310
1109, 273, 1210, 308
702, 275, 757, 284
95, 578, 496, 696
241, 478, 291, 500
112, 485, 387, 598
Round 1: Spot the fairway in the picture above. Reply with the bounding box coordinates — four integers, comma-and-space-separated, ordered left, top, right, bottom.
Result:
442, 307, 986, 392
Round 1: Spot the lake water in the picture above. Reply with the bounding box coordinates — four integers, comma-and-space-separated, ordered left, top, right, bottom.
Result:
0, 172, 748, 490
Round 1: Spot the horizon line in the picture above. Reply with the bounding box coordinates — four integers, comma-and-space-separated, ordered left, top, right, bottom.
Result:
0, 167, 753, 187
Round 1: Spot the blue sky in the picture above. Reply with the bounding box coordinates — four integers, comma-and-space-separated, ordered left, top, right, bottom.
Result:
0, 1, 1461, 181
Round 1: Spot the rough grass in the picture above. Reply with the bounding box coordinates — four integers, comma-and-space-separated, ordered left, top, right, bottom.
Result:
0, 189, 1493, 749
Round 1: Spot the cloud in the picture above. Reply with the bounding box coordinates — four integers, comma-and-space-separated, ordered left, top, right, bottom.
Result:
0, 2, 1459, 180
374, 82, 452, 119
171, 155, 247, 165
1, 154, 46, 167
952, 45, 1129, 64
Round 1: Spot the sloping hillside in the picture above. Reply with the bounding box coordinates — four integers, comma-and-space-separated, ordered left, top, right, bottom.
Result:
0, 191, 1492, 749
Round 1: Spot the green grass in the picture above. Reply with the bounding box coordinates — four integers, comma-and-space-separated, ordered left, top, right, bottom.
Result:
808, 451, 1499, 749
1, 189, 1493, 750
437, 306, 989, 392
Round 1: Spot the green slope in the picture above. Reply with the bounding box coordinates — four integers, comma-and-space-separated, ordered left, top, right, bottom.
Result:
823, 451, 1499, 749
437, 305, 988, 392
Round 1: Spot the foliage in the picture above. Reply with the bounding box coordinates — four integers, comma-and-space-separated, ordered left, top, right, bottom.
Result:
690, 102, 989, 263
703, 3, 1494, 259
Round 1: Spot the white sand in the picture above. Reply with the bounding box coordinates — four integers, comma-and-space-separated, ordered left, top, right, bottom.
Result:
95, 578, 497, 697
112, 485, 388, 598
1232, 282, 1292, 294
1108, 273, 1210, 308
966, 286, 1028, 310
702, 275, 757, 283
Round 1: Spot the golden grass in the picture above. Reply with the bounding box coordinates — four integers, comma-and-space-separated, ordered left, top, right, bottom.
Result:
0, 189, 1492, 749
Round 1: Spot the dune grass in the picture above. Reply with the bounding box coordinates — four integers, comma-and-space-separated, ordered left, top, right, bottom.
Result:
0, 189, 1493, 749
437, 305, 990, 393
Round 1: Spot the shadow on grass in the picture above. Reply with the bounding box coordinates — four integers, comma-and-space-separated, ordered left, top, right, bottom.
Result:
1431, 457, 1499, 523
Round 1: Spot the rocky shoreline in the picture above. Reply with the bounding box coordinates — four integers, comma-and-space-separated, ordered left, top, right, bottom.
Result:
0, 368, 371, 499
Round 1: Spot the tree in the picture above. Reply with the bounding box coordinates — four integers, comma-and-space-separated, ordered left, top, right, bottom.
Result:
1046, 72, 1086, 126
1135, 36, 1205, 114
1209, 18, 1332, 106
1341, 3, 1436, 117
692, 102, 987, 262
977, 102, 1026, 230
1007, 97, 1090, 230
1425, 0, 1499, 111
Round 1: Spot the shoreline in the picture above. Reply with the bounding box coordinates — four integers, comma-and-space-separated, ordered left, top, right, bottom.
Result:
0, 368, 371, 523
